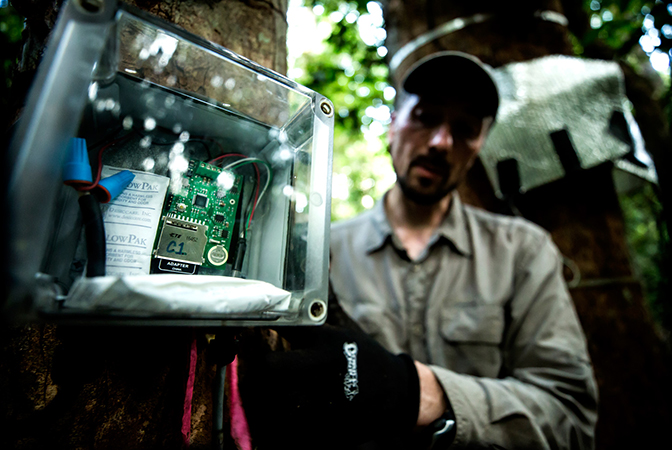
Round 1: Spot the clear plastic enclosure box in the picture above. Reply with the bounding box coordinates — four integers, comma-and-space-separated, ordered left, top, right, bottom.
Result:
5, 0, 334, 326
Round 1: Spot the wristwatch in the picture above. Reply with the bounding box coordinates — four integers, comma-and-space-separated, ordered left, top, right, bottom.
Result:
417, 402, 457, 449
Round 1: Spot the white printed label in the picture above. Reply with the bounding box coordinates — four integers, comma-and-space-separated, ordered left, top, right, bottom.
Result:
343, 342, 359, 401
101, 166, 169, 276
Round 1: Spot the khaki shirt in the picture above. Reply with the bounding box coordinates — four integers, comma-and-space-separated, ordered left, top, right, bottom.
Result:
329, 194, 598, 449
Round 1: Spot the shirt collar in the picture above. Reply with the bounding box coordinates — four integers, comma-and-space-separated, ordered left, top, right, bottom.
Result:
364, 191, 473, 257
435, 193, 472, 257
364, 195, 393, 254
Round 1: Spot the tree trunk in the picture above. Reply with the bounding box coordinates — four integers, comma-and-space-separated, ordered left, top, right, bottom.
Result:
381, 1, 672, 449
0, 1, 287, 449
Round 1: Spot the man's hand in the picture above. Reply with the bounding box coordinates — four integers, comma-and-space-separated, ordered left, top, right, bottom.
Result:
415, 361, 448, 428
237, 325, 420, 449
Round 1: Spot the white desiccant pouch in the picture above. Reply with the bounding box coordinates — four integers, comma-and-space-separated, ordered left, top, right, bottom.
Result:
64, 275, 292, 314
100, 166, 170, 276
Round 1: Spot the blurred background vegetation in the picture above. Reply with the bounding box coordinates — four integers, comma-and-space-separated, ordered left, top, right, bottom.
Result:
1, 0, 670, 327
0, 0, 23, 128
287, 0, 397, 220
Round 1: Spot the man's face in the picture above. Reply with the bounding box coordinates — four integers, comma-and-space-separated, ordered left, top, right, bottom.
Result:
388, 94, 492, 205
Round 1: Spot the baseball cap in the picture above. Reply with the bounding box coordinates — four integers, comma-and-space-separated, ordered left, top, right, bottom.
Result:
401, 51, 499, 119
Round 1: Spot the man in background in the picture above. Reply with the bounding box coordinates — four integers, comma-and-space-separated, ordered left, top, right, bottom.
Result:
328, 51, 598, 449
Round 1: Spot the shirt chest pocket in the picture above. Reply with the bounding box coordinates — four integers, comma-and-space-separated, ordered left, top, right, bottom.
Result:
349, 303, 406, 354
439, 304, 505, 377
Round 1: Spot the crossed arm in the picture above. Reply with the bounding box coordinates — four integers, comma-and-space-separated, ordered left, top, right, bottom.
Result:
416, 361, 448, 427
412, 234, 598, 449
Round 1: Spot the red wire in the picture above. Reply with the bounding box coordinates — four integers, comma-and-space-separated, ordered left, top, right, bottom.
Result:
209, 154, 261, 225
75, 141, 264, 226
208, 153, 251, 166
248, 180, 260, 227
76, 136, 128, 192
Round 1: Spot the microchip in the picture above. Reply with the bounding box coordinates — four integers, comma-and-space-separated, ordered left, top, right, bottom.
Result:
193, 193, 208, 208
221, 230, 229, 239
214, 213, 224, 223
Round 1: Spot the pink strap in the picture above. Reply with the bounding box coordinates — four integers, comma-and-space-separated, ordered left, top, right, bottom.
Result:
227, 356, 252, 450
182, 333, 198, 447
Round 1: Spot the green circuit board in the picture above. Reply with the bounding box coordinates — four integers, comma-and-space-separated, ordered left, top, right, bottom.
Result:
153, 160, 242, 272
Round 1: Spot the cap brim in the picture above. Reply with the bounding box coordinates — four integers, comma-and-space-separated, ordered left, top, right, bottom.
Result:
402, 51, 499, 119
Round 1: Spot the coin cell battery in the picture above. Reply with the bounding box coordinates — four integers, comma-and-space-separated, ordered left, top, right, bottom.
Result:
207, 245, 229, 266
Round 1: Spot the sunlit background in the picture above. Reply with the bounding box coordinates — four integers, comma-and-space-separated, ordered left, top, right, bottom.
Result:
287, 0, 398, 221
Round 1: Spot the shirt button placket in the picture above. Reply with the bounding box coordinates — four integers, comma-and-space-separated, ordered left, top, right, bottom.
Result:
405, 263, 429, 362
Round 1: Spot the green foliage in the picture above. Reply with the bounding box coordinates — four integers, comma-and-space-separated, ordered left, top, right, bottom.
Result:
0, 3, 23, 118
580, 0, 648, 50
292, 1, 395, 221
619, 182, 670, 326
580, 1, 671, 108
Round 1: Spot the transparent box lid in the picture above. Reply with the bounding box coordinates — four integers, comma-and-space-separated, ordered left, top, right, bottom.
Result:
6, 0, 334, 326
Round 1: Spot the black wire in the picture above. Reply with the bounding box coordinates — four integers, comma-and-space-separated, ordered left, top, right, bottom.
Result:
232, 239, 247, 277
78, 194, 106, 277
210, 334, 239, 450
88, 131, 136, 182
213, 364, 226, 450
217, 161, 258, 240
242, 173, 257, 235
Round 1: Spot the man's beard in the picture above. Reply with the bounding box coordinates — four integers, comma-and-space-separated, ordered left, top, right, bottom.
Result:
394, 164, 457, 206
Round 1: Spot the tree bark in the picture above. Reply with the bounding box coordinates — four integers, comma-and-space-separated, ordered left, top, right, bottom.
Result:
1, 1, 287, 449
381, 1, 672, 449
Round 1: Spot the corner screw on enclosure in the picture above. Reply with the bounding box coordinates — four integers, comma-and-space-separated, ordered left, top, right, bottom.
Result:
320, 100, 333, 118
309, 299, 327, 321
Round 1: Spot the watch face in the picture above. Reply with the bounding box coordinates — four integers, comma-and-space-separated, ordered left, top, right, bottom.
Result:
415, 413, 456, 449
